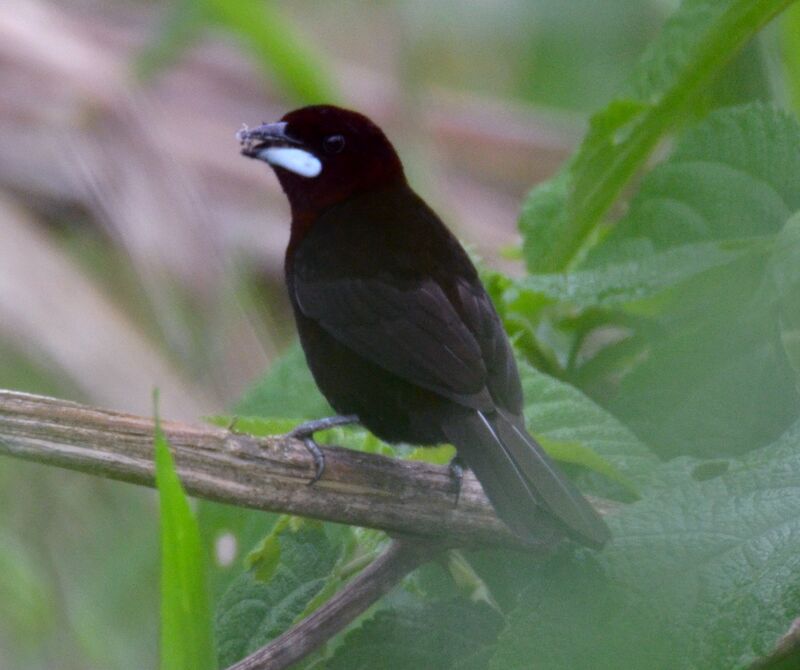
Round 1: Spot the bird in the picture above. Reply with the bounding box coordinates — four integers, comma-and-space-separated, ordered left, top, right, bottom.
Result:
237, 105, 610, 549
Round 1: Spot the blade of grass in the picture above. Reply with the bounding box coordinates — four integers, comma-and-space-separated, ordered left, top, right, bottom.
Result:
154, 392, 217, 670
135, 0, 338, 103
205, 0, 338, 104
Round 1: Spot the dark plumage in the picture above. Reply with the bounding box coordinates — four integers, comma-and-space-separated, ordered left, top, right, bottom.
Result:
239, 105, 609, 548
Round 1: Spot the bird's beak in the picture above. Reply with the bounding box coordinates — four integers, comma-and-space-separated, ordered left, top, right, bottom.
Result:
237, 122, 298, 157
237, 122, 322, 178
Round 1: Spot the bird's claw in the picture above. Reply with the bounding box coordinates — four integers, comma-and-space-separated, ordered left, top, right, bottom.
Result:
298, 436, 326, 485
287, 415, 360, 485
448, 456, 465, 507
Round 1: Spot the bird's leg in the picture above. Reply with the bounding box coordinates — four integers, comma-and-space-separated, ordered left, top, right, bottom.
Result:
448, 455, 466, 507
287, 415, 360, 485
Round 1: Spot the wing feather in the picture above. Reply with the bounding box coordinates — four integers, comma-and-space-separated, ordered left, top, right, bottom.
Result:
294, 275, 492, 408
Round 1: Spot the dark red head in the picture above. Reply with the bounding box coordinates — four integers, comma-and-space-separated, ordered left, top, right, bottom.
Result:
238, 105, 405, 218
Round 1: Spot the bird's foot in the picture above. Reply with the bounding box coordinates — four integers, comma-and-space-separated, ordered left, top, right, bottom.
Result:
287, 415, 360, 485
448, 456, 466, 507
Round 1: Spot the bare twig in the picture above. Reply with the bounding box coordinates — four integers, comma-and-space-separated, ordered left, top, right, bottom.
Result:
750, 617, 800, 670
229, 538, 445, 670
0, 390, 615, 549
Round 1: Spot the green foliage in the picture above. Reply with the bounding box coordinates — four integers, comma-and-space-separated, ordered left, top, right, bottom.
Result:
781, 4, 800, 114
517, 358, 658, 490
216, 108, 800, 670
326, 600, 504, 670
520, 0, 794, 272
0, 537, 53, 646
515, 238, 764, 307
490, 420, 800, 670
595, 105, 800, 457
214, 517, 366, 667
202, 3, 800, 669
234, 343, 331, 419
136, 0, 337, 104
770, 214, 800, 381
205, 0, 338, 104
155, 405, 216, 670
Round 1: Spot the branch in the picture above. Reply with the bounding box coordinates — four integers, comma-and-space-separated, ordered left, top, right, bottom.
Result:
0, 389, 617, 669
750, 617, 800, 670
0, 390, 616, 549
229, 538, 444, 670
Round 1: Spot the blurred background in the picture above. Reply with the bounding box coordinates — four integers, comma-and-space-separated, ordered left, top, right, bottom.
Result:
0, 0, 736, 666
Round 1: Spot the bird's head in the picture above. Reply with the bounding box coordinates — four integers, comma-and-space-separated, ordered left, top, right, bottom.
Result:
238, 105, 405, 215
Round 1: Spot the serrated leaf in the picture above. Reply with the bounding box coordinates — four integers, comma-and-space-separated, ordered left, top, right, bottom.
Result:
154, 406, 216, 670
198, 501, 279, 602
518, 359, 658, 489
245, 516, 292, 582
613, 253, 797, 458
490, 419, 800, 670
514, 238, 762, 308
327, 600, 504, 670
598, 104, 800, 251
214, 519, 341, 667
520, 0, 793, 272
234, 343, 331, 419
597, 105, 800, 457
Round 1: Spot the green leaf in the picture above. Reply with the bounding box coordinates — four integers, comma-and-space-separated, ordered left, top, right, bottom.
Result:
245, 516, 293, 582
517, 359, 658, 490
514, 238, 764, 308
408, 443, 456, 465
769, 213, 800, 384
134, 0, 337, 105
234, 342, 332, 419
490, 418, 800, 670
214, 518, 341, 667
594, 105, 800, 457
614, 253, 798, 458
520, 0, 795, 272
197, 501, 279, 603
206, 415, 299, 436
598, 103, 800, 251
538, 437, 637, 497
327, 600, 504, 670
154, 402, 216, 670
204, 0, 338, 104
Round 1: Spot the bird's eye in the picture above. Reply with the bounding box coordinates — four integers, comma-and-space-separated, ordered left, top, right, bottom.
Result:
323, 134, 346, 154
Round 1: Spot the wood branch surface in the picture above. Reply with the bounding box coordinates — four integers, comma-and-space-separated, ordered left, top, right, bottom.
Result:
0, 390, 615, 549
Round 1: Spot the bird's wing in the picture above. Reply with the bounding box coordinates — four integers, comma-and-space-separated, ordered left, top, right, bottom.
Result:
293, 271, 495, 409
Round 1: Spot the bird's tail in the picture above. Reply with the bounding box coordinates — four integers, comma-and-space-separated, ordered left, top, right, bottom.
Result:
441, 408, 610, 549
